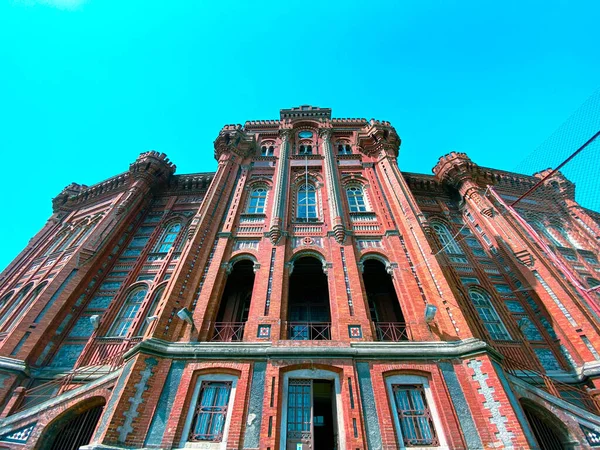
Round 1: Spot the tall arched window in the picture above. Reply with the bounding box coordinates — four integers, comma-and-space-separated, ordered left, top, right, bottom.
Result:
247, 188, 267, 214
44, 230, 70, 256
469, 288, 511, 341
346, 186, 368, 212
110, 288, 148, 337
431, 222, 463, 254
138, 286, 165, 336
155, 222, 181, 254
554, 225, 582, 249
2, 283, 47, 332
297, 184, 317, 221
0, 284, 33, 327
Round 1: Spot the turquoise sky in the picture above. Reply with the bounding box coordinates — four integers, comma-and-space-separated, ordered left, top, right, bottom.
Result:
1, 0, 599, 271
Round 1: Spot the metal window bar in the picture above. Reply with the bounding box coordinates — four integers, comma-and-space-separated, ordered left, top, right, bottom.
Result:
210, 322, 245, 342
190, 381, 232, 442
392, 384, 439, 447
374, 322, 411, 341
288, 322, 331, 340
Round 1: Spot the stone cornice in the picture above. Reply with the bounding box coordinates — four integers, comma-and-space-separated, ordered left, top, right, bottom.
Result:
124, 337, 492, 361
0, 356, 29, 376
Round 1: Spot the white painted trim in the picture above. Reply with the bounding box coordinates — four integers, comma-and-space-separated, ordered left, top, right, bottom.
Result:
179, 373, 238, 450
279, 369, 346, 450
384, 374, 449, 450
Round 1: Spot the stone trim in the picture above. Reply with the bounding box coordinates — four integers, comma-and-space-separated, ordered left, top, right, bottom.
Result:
125, 337, 491, 360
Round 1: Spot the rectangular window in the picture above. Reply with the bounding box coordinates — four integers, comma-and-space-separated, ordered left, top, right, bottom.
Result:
190, 381, 232, 442
287, 380, 311, 432
392, 385, 438, 447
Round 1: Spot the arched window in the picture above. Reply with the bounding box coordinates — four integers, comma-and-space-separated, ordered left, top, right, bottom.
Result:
431, 222, 463, 255
469, 288, 511, 341
261, 145, 274, 156
0, 291, 14, 311
299, 144, 313, 155
247, 188, 267, 214
2, 283, 46, 332
346, 186, 368, 212
155, 222, 181, 254
297, 184, 317, 221
0, 284, 33, 327
138, 286, 165, 336
554, 225, 582, 249
44, 230, 70, 256
587, 277, 600, 289
337, 143, 352, 155
110, 288, 148, 337
72, 222, 97, 247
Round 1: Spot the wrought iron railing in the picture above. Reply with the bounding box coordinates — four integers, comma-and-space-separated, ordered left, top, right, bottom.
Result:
374, 322, 411, 342
8, 337, 141, 415
77, 336, 141, 367
210, 322, 245, 342
502, 355, 599, 414
288, 322, 331, 341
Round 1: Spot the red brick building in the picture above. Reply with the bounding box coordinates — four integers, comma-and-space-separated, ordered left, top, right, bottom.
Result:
0, 106, 599, 449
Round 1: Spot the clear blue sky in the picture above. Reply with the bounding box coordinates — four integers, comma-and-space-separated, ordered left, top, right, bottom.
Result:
1, 0, 599, 271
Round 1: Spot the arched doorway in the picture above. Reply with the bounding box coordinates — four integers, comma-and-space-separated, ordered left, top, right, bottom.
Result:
362, 259, 407, 341
212, 259, 256, 341
288, 256, 331, 340
39, 399, 105, 450
520, 399, 568, 450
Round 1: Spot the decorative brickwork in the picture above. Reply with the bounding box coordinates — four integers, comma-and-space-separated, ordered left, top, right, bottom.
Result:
0, 106, 599, 449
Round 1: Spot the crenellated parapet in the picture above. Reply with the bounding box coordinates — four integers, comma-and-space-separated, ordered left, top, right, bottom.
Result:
432, 152, 478, 188
115, 151, 176, 215
214, 124, 257, 160
51, 183, 88, 213
356, 119, 400, 157
533, 169, 576, 201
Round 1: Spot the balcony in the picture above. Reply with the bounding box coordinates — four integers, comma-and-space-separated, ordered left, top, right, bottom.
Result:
374, 322, 411, 342
288, 322, 331, 341
210, 322, 245, 342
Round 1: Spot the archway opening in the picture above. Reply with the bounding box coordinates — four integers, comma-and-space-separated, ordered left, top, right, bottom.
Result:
288, 256, 331, 340
362, 259, 407, 341
212, 260, 255, 341
40, 400, 105, 450
520, 400, 568, 450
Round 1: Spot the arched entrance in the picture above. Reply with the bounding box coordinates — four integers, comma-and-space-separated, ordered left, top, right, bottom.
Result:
39, 399, 105, 450
212, 259, 255, 341
520, 399, 568, 450
287, 256, 331, 340
362, 259, 407, 341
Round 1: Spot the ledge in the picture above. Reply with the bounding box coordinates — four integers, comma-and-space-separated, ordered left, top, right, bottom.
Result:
0, 356, 29, 376
124, 337, 491, 361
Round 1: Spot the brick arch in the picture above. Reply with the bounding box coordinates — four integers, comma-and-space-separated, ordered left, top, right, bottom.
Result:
33, 394, 108, 450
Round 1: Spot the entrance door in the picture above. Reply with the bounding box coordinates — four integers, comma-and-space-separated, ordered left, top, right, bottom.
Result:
287, 379, 336, 450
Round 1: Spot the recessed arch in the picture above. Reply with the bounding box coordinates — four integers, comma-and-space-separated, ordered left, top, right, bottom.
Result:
36, 397, 106, 450
211, 259, 256, 342
362, 258, 407, 341
287, 256, 331, 340
519, 398, 572, 449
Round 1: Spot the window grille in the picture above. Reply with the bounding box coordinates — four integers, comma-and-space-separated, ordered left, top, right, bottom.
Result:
190, 381, 232, 442
392, 384, 438, 446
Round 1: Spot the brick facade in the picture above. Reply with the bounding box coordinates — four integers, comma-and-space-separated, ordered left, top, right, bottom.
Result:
0, 106, 599, 449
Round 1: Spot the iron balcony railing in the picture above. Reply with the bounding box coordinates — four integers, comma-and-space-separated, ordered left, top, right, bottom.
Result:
502, 355, 600, 414
374, 322, 411, 342
288, 322, 331, 341
210, 322, 245, 342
